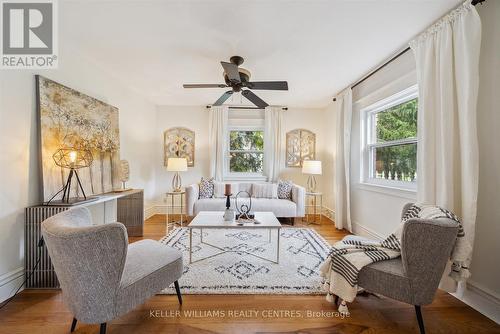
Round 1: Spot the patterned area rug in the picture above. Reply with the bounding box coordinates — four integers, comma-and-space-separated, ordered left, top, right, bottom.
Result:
159, 227, 331, 295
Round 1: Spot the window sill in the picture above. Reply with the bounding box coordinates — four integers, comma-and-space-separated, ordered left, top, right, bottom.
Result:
224, 174, 267, 182
357, 182, 417, 200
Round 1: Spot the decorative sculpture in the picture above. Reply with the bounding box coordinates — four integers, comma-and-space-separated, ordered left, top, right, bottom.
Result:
115, 160, 131, 192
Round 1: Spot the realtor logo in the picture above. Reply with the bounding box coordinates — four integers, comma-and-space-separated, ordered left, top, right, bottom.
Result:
1, 0, 58, 68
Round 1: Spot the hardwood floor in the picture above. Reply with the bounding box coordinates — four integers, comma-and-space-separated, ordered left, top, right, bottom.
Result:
0, 215, 498, 334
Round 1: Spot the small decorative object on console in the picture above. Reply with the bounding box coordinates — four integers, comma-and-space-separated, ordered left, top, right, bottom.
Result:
115, 160, 131, 192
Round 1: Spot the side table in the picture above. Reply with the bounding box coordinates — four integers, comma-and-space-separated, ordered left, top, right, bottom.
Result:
165, 190, 185, 234
303, 191, 323, 225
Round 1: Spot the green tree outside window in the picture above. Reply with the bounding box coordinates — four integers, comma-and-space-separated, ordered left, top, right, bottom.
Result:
373, 98, 418, 182
229, 131, 264, 173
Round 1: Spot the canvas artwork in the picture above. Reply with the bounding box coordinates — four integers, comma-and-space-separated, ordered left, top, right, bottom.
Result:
164, 127, 195, 167
286, 129, 316, 167
37, 76, 121, 201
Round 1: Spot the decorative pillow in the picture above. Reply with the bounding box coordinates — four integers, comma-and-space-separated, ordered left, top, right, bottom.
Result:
277, 180, 293, 200
198, 177, 214, 199
252, 183, 278, 199
213, 181, 239, 198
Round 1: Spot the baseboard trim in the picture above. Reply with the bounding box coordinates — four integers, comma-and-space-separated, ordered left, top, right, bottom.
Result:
351, 220, 384, 240
322, 206, 335, 221
453, 280, 500, 324
0, 267, 24, 303
144, 206, 156, 220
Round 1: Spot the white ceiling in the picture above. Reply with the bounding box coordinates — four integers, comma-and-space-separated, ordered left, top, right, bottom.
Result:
61, 0, 462, 108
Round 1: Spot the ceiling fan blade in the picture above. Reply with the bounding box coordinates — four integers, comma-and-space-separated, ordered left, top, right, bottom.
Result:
242, 90, 269, 108
213, 90, 234, 106
221, 61, 241, 83
183, 84, 227, 88
245, 81, 288, 90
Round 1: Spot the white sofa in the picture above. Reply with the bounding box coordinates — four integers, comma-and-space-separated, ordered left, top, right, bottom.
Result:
185, 182, 306, 218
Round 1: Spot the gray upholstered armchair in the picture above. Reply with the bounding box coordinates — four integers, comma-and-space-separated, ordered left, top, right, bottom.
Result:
41, 207, 183, 334
356, 203, 459, 334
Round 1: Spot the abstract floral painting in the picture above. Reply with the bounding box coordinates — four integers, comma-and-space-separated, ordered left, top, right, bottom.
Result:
37, 76, 121, 201
164, 127, 195, 167
286, 129, 316, 167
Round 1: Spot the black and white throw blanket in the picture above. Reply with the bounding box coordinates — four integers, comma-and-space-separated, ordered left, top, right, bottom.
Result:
320, 203, 471, 314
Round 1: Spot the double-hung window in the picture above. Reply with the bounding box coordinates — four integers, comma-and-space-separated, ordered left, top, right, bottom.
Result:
225, 108, 266, 180
361, 85, 418, 190
228, 129, 264, 174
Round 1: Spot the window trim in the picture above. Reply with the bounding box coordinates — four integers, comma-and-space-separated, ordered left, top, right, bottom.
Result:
360, 84, 418, 191
224, 125, 266, 181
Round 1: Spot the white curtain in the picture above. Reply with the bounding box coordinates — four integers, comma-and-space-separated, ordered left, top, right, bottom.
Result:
410, 1, 481, 291
208, 106, 228, 181
334, 88, 353, 232
264, 106, 284, 182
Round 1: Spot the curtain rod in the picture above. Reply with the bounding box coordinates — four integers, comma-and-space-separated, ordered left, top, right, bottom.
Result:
332, 0, 487, 101
205, 105, 288, 111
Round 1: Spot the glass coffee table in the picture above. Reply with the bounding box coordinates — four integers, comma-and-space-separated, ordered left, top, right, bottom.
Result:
188, 211, 281, 264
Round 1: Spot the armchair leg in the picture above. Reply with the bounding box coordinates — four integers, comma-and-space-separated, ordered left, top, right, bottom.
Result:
100, 323, 107, 334
70, 318, 77, 332
414, 305, 425, 334
174, 280, 183, 305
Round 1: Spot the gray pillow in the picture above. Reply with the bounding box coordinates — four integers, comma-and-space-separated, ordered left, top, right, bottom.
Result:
199, 177, 214, 199
277, 180, 293, 200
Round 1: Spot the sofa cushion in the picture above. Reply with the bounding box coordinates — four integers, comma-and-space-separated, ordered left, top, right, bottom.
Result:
252, 183, 278, 199
252, 198, 296, 217
213, 181, 239, 198
194, 198, 227, 213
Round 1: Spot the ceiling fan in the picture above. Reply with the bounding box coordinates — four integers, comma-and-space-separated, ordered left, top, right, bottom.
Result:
183, 55, 288, 108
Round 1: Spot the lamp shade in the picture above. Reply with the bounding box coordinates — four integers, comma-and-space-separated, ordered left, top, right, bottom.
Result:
167, 157, 188, 172
53, 148, 93, 169
302, 160, 322, 175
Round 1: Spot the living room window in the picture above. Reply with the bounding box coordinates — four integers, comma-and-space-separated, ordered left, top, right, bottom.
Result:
361, 85, 418, 190
228, 129, 264, 174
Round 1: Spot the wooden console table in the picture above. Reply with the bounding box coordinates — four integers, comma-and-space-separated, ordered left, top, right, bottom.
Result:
25, 189, 144, 288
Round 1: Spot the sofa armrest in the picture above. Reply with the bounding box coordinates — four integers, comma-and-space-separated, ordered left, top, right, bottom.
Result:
185, 184, 199, 216
291, 184, 306, 217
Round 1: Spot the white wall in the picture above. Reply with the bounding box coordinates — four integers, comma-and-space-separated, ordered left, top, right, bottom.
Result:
153, 105, 327, 206
0, 46, 157, 302
350, 51, 417, 238
466, 0, 500, 309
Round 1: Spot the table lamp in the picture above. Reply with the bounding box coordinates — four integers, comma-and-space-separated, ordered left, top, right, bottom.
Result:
302, 160, 322, 192
53, 148, 93, 203
167, 157, 188, 192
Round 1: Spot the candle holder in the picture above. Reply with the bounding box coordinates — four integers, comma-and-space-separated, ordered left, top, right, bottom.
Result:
223, 193, 235, 221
